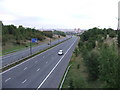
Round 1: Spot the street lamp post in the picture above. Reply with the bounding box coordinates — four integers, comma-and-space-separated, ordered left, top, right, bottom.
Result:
50, 38, 51, 46
117, 18, 120, 30
30, 39, 32, 55
30, 29, 32, 55
58, 35, 60, 43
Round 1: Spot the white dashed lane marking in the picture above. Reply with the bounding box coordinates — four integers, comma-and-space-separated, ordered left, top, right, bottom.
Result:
37, 68, 40, 72
24, 67, 27, 70
22, 79, 27, 84
35, 61, 38, 63
5, 78, 11, 82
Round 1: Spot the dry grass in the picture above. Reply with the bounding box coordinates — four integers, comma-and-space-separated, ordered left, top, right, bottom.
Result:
62, 54, 88, 88
62, 53, 102, 88
3, 36, 66, 55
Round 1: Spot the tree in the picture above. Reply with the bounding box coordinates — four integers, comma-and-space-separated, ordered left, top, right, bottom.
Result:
98, 44, 118, 88
2, 24, 46, 48
53, 30, 66, 37
43, 31, 53, 38
85, 51, 100, 81
109, 31, 116, 38
74, 48, 79, 57
118, 30, 120, 47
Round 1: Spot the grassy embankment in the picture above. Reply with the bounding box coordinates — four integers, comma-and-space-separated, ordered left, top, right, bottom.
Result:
2, 35, 64, 55
62, 27, 118, 88
62, 52, 102, 88
62, 37, 117, 88
2, 24, 66, 56
1, 36, 69, 72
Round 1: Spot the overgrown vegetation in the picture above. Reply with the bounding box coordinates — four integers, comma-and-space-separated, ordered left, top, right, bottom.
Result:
62, 54, 88, 88
2, 25, 46, 46
43, 31, 53, 38
2, 24, 66, 54
1, 37, 70, 72
53, 30, 66, 37
118, 30, 120, 48
79, 27, 119, 88
2, 24, 45, 53
62, 27, 119, 88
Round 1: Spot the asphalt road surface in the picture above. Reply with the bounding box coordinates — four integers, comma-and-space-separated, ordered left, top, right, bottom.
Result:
2, 36, 70, 67
2, 36, 78, 89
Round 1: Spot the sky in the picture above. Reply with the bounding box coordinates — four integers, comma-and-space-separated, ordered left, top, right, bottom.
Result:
0, 0, 120, 30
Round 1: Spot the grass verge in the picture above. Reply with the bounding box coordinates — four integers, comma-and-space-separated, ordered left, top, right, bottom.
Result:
1, 38, 70, 73
2, 37, 65, 55
61, 53, 102, 88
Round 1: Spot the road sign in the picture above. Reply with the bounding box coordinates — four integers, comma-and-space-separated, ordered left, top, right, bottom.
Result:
31, 38, 37, 43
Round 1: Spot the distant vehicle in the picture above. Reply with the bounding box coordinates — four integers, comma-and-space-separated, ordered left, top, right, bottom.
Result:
58, 50, 63, 55
48, 43, 51, 45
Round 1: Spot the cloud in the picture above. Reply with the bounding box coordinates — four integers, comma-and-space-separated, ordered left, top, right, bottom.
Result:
0, 0, 119, 29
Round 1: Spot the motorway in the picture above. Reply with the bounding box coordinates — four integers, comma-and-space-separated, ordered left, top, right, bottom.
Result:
2, 36, 78, 89
2, 37, 70, 67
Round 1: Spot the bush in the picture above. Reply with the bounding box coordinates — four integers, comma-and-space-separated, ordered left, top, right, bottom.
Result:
53, 30, 66, 37
84, 51, 100, 81
118, 30, 120, 47
43, 31, 53, 38
73, 76, 87, 88
2, 25, 46, 48
109, 32, 116, 38
98, 44, 118, 88
74, 48, 79, 57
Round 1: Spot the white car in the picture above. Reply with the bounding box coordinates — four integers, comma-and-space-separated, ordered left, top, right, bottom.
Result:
58, 50, 63, 55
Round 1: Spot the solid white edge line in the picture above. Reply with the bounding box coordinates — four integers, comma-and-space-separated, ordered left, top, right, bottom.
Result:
59, 65, 71, 90
36, 38, 77, 89
1, 38, 71, 75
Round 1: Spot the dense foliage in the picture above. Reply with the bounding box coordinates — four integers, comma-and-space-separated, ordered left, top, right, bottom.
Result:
98, 44, 119, 88
53, 30, 66, 37
43, 31, 53, 38
118, 30, 120, 47
2, 25, 47, 46
77, 27, 119, 88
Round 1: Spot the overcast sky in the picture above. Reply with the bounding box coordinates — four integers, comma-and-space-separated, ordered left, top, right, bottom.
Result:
0, 0, 119, 30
